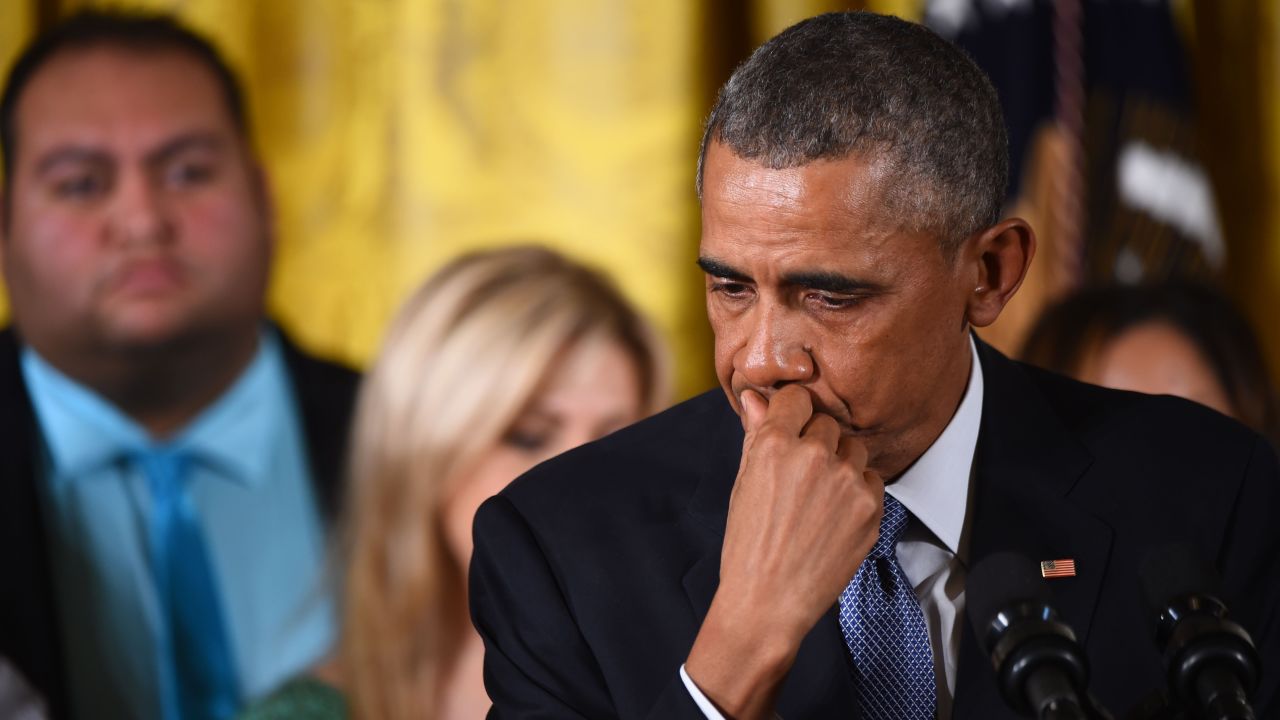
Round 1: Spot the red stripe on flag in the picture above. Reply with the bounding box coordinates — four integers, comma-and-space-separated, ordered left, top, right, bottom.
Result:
1041, 559, 1077, 578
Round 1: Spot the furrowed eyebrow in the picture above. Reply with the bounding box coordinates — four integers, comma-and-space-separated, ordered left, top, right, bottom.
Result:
781, 270, 881, 294
697, 257, 752, 282
698, 257, 881, 294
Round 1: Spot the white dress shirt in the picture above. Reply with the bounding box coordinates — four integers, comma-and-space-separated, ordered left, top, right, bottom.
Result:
683, 338, 984, 719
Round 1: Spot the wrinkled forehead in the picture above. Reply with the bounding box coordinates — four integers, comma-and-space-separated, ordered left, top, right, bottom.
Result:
701, 143, 914, 245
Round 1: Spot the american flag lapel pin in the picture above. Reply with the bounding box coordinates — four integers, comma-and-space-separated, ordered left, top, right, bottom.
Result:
1040, 558, 1077, 578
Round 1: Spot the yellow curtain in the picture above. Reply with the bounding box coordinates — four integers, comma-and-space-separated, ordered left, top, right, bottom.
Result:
0, 2, 33, 81
14, 0, 714, 397
865, 0, 923, 21
0, 0, 32, 331
1191, 1, 1280, 384
3, 0, 1279, 394
752, 1, 857, 42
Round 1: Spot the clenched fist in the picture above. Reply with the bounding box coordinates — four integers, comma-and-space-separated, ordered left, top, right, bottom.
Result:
685, 384, 884, 719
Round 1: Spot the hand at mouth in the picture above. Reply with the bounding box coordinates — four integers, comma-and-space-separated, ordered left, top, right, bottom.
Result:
731, 384, 864, 435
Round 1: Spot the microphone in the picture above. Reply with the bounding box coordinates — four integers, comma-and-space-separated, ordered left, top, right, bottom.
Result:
1139, 543, 1261, 720
967, 551, 1095, 719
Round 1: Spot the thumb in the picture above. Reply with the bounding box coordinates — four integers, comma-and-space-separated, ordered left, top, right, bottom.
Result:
740, 389, 768, 438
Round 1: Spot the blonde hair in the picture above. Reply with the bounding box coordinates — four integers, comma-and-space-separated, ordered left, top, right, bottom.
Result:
339, 246, 665, 720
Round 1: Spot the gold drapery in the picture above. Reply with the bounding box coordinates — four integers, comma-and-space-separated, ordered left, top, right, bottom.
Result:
48, 0, 718, 396
2, 1, 1279, 395
0, 2, 32, 78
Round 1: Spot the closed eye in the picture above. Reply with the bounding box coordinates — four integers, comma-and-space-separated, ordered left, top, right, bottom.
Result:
805, 292, 863, 310
502, 428, 550, 452
709, 279, 754, 298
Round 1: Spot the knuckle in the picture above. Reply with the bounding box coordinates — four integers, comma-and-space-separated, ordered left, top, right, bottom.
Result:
797, 433, 826, 453
851, 492, 879, 519
834, 461, 859, 483
796, 438, 831, 468
755, 426, 787, 449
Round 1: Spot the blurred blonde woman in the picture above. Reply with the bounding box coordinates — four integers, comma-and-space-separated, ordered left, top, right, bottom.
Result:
241, 246, 666, 720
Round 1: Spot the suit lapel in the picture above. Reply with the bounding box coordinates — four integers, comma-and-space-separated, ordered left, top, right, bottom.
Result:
276, 326, 358, 526
952, 342, 1113, 719
0, 329, 68, 716
775, 610, 859, 719
680, 393, 859, 718
680, 556, 857, 719
679, 391, 737, 625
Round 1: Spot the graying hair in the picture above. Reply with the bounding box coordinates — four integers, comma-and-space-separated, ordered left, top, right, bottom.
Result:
697, 12, 1008, 251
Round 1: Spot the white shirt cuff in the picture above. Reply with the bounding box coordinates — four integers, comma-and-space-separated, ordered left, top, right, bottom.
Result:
680, 664, 727, 720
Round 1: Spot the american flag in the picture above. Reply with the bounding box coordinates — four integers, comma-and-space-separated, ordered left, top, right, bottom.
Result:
1041, 559, 1077, 578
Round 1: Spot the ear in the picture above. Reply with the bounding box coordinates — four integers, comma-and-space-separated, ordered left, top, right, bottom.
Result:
963, 217, 1036, 328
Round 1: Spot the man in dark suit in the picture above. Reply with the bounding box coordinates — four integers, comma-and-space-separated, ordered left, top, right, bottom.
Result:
470, 12, 1280, 720
0, 12, 357, 720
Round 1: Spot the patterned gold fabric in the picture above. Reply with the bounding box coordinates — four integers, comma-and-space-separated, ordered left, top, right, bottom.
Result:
3, 0, 1279, 390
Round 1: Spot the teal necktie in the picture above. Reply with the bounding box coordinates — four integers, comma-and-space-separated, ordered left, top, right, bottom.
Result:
135, 447, 240, 720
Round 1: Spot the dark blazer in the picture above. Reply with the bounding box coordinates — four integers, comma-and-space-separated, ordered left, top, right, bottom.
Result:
471, 340, 1280, 719
0, 326, 359, 719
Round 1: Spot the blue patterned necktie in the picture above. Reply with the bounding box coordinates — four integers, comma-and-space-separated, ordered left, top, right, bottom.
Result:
838, 494, 937, 720
135, 447, 240, 720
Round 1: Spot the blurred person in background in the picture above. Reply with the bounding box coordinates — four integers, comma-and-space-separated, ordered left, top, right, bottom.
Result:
240, 246, 667, 720
0, 11, 357, 720
1021, 282, 1279, 444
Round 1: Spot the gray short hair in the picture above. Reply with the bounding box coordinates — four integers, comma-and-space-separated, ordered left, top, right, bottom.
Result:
697, 12, 1008, 251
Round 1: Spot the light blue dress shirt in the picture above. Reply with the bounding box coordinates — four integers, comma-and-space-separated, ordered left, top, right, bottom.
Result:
21, 330, 336, 720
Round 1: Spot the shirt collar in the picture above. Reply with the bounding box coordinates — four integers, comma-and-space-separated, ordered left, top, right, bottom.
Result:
885, 336, 984, 556
21, 350, 149, 480
170, 329, 292, 487
21, 327, 290, 488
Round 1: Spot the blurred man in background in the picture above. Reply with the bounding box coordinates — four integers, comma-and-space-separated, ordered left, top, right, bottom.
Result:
0, 11, 356, 719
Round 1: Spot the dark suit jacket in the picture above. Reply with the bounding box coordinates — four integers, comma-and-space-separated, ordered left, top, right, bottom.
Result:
471, 340, 1280, 719
0, 326, 359, 719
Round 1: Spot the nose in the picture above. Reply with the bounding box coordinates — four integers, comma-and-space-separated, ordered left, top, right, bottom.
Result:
109, 170, 173, 248
735, 303, 814, 390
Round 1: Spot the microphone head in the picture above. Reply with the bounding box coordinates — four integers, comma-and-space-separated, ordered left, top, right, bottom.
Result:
1138, 542, 1261, 712
967, 551, 1052, 649
966, 551, 1090, 715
